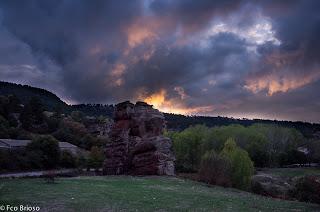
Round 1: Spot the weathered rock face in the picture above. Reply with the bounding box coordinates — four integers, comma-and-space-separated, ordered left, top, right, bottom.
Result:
103, 101, 175, 175
291, 175, 320, 204
252, 173, 320, 204
251, 174, 294, 199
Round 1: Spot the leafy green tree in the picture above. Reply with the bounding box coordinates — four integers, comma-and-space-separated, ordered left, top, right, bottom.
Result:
71, 111, 85, 123
20, 97, 47, 133
172, 125, 208, 172
250, 124, 305, 166
201, 125, 269, 167
44, 108, 63, 133
199, 150, 232, 187
308, 139, 320, 163
53, 116, 107, 150
26, 135, 60, 169
0, 149, 10, 172
221, 138, 254, 190
0, 95, 22, 119
87, 146, 104, 169
81, 134, 96, 148
0, 95, 9, 117
53, 117, 87, 147
0, 149, 31, 172
171, 123, 307, 171
7, 95, 22, 114
60, 150, 77, 168
7, 128, 32, 140
0, 115, 9, 138
285, 149, 308, 165
77, 153, 88, 169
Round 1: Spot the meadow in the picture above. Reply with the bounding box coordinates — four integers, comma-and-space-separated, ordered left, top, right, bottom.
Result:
1, 176, 319, 212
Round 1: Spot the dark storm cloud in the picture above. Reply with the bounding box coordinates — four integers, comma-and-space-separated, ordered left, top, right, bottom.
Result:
0, 0, 143, 102
122, 32, 250, 95
0, 0, 246, 103
149, 0, 245, 32
220, 0, 320, 122
271, 0, 320, 63
0, 0, 319, 122
257, 0, 320, 66
0, 0, 141, 65
243, 0, 320, 101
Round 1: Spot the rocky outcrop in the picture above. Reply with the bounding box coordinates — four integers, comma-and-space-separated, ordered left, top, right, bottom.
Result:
86, 116, 113, 138
252, 173, 320, 204
251, 174, 294, 199
291, 175, 320, 204
103, 101, 175, 176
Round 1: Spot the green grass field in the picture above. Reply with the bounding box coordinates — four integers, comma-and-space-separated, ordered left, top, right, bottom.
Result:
0, 176, 319, 211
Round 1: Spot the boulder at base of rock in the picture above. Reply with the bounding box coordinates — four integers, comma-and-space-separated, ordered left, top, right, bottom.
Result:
291, 175, 320, 204
251, 174, 294, 199
103, 101, 175, 176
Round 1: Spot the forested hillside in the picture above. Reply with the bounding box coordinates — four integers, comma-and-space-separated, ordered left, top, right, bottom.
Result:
1, 81, 320, 138
164, 114, 320, 138
0, 81, 67, 111
0, 81, 114, 116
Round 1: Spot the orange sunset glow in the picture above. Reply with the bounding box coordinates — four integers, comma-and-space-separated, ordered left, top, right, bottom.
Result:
142, 89, 214, 115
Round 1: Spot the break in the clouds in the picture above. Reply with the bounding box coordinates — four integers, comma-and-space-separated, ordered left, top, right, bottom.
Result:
0, 0, 319, 122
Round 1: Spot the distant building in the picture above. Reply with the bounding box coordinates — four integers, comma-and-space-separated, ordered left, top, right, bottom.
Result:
58, 142, 82, 155
297, 146, 310, 155
0, 139, 29, 150
0, 139, 82, 155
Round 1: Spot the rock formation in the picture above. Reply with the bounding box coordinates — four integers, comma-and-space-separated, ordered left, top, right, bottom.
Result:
103, 101, 175, 175
251, 173, 320, 203
251, 173, 293, 199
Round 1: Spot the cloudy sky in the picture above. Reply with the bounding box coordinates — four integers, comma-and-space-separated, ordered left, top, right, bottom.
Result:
0, 0, 319, 122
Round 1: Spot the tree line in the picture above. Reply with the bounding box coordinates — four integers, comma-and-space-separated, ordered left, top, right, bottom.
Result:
1, 81, 320, 138
166, 124, 319, 172
166, 124, 320, 190
0, 94, 108, 173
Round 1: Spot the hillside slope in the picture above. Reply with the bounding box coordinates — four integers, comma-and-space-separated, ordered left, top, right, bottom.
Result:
1, 81, 319, 137
0, 81, 114, 116
0, 81, 67, 111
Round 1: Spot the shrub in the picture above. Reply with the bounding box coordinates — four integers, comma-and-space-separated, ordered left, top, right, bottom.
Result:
87, 146, 104, 169
0, 150, 10, 172
43, 170, 57, 184
171, 125, 208, 172
221, 138, 254, 190
291, 175, 320, 204
26, 135, 61, 169
0, 149, 32, 172
0, 115, 9, 138
53, 117, 89, 149
60, 150, 77, 168
20, 97, 48, 133
76, 152, 88, 169
250, 124, 305, 167
70, 111, 85, 123
199, 150, 232, 187
308, 140, 320, 163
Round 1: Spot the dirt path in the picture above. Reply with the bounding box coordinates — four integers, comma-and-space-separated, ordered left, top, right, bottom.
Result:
0, 169, 77, 178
